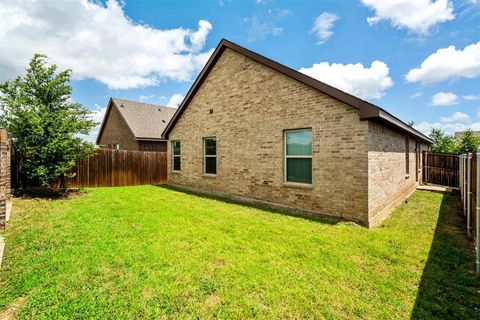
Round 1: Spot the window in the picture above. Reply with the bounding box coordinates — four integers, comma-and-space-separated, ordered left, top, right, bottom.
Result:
113, 143, 120, 150
172, 141, 181, 171
405, 137, 409, 176
203, 137, 216, 175
285, 129, 312, 184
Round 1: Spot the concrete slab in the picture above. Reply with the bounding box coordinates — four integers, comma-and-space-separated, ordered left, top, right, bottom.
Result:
417, 185, 453, 194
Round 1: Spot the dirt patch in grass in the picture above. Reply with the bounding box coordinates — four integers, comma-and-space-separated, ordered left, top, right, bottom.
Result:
0, 296, 27, 320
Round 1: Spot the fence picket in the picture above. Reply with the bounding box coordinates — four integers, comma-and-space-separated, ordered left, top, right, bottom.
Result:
52, 149, 168, 188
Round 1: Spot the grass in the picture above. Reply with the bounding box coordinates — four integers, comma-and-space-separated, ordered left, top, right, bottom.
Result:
0, 186, 479, 319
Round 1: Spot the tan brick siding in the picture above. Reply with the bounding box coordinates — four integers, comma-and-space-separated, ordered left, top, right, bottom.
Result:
367, 122, 429, 226
168, 48, 370, 224
98, 105, 139, 151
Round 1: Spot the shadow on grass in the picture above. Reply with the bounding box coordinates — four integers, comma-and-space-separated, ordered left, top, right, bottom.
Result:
411, 194, 480, 319
13, 187, 86, 200
155, 184, 344, 226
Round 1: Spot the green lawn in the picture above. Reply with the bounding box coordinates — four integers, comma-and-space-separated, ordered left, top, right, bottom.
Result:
0, 186, 479, 319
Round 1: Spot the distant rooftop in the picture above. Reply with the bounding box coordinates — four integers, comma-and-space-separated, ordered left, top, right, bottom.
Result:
111, 98, 177, 140
454, 131, 480, 139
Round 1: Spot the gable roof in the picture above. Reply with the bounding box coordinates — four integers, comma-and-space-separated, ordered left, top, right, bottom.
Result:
162, 39, 432, 144
96, 98, 176, 144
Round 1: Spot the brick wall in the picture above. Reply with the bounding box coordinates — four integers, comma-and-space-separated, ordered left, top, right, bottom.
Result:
138, 140, 167, 152
0, 129, 11, 229
367, 122, 429, 226
168, 48, 370, 224
98, 105, 139, 151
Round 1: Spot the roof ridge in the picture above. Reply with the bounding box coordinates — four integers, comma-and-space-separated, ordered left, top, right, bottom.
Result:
111, 97, 177, 110
162, 38, 432, 144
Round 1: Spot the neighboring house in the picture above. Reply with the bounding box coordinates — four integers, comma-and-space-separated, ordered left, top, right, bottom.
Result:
96, 98, 176, 152
454, 131, 480, 140
162, 39, 433, 227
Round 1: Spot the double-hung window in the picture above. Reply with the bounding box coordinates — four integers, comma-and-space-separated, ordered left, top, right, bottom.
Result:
285, 129, 312, 184
405, 137, 409, 176
204, 137, 216, 175
172, 141, 181, 171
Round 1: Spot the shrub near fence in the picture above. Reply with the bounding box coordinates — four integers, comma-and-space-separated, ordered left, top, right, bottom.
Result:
63, 148, 167, 188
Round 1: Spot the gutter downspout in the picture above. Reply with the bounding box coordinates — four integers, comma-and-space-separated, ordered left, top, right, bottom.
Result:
464, 155, 468, 215
460, 155, 463, 205
476, 148, 480, 276
467, 153, 472, 237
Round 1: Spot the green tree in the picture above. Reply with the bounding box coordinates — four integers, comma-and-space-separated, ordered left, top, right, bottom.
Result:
456, 129, 480, 154
0, 54, 96, 189
429, 129, 457, 153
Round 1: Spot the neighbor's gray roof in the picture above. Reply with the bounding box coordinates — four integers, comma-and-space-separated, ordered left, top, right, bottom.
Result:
110, 98, 176, 140
454, 130, 480, 139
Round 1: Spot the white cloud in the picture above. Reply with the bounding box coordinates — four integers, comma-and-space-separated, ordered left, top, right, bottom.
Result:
463, 94, 480, 101
243, 8, 289, 41
310, 12, 339, 44
414, 111, 478, 136
361, 0, 454, 34
299, 61, 393, 100
139, 95, 155, 102
0, 0, 214, 90
406, 42, 480, 84
81, 104, 108, 143
166, 94, 184, 108
245, 16, 283, 41
411, 91, 423, 98
430, 91, 459, 106
440, 111, 469, 122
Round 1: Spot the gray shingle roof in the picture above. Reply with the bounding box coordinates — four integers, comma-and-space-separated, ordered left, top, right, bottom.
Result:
111, 98, 177, 140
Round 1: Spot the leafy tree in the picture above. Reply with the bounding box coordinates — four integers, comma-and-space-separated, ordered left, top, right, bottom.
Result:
0, 54, 96, 189
456, 129, 480, 154
429, 129, 456, 154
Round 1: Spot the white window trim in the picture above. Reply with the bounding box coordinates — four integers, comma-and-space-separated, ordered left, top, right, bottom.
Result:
284, 129, 313, 186
172, 140, 181, 172
203, 137, 217, 176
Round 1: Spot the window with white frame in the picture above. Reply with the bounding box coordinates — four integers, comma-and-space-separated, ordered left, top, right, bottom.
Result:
405, 137, 409, 175
172, 140, 181, 171
203, 137, 216, 175
285, 129, 312, 184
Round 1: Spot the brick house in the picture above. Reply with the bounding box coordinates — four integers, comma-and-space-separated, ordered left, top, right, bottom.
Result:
162, 39, 432, 227
96, 98, 176, 152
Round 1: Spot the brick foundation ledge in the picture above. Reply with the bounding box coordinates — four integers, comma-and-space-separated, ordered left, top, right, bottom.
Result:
367, 183, 418, 228
166, 183, 367, 227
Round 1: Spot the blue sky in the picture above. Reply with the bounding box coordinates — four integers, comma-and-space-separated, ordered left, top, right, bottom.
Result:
1, 0, 479, 141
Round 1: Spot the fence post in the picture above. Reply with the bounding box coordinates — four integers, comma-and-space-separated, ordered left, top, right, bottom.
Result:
460, 154, 463, 202
468, 153, 472, 237
476, 148, 480, 276
464, 154, 468, 215
424, 151, 428, 183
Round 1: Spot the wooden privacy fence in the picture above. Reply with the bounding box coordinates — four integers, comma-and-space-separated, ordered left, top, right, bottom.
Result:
459, 152, 480, 276
422, 151, 459, 188
64, 148, 167, 188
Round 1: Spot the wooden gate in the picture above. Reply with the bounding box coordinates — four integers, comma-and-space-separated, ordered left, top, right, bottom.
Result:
422, 151, 459, 188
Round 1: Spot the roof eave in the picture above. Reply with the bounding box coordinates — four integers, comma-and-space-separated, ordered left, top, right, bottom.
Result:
135, 137, 166, 141
361, 109, 433, 144
95, 97, 114, 145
